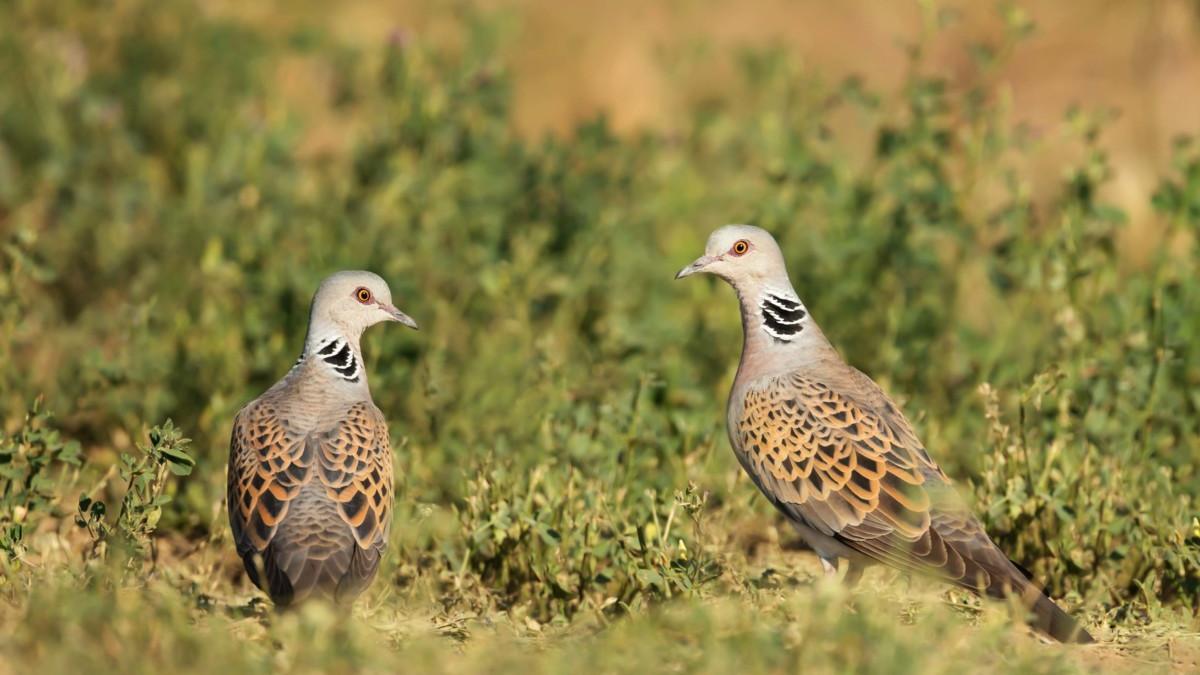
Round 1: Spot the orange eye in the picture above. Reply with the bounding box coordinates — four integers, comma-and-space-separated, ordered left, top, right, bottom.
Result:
731, 240, 750, 256
355, 287, 373, 304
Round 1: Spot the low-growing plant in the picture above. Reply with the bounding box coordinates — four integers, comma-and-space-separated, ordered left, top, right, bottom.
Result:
454, 459, 721, 624
976, 376, 1200, 608
76, 420, 194, 567
0, 399, 82, 564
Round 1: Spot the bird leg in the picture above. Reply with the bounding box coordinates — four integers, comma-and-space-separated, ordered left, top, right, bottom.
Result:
819, 556, 868, 587
842, 560, 865, 588
819, 556, 839, 579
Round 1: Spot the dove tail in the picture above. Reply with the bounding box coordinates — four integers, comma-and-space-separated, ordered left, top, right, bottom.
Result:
242, 543, 297, 608
1022, 583, 1094, 644
986, 564, 1093, 644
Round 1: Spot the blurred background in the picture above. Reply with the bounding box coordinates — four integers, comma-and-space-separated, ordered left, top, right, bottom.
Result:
209, 0, 1200, 260
1, 1, 1199, 672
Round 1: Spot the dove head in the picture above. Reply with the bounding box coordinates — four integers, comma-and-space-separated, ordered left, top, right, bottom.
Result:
305, 271, 417, 346
675, 224, 791, 286
677, 225, 823, 358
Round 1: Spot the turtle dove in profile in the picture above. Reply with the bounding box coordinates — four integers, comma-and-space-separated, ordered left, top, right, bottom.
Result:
676, 225, 1092, 643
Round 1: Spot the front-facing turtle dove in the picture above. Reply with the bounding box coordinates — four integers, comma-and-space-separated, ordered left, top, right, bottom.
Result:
227, 271, 417, 607
676, 225, 1092, 643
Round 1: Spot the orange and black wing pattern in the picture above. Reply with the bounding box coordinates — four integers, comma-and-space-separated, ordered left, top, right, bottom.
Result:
227, 399, 393, 605
310, 400, 394, 598
736, 371, 1092, 642
227, 399, 309, 559
738, 372, 1023, 591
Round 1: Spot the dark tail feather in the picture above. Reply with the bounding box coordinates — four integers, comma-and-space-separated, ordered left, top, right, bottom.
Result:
1009, 558, 1035, 582
1025, 588, 1094, 643
1006, 559, 1092, 641
1009, 558, 1060, 599
974, 558, 1093, 643
242, 545, 296, 608
257, 536, 365, 608
334, 544, 383, 604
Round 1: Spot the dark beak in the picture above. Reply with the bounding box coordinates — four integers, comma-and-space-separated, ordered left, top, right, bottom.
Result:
675, 255, 716, 280
381, 303, 419, 329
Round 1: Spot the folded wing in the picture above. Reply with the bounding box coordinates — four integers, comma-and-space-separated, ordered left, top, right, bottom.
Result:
228, 399, 393, 605
736, 372, 1091, 642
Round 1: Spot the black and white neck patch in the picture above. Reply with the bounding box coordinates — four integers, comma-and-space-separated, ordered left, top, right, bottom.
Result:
760, 293, 806, 342
305, 338, 360, 383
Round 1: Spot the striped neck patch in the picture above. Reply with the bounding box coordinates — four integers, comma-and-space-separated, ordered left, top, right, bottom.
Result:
298, 338, 361, 383
760, 293, 806, 342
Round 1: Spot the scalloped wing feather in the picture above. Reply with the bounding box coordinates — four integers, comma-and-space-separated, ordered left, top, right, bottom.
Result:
227, 399, 311, 557
227, 398, 393, 603
737, 372, 1017, 591
315, 401, 394, 552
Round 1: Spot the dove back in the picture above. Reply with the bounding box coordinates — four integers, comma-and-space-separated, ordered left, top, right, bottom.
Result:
227, 271, 412, 607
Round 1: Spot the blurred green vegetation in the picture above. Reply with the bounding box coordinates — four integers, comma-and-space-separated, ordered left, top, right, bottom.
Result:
0, 0, 1198, 672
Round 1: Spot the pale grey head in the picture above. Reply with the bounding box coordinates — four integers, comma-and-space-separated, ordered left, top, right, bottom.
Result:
675, 224, 790, 287
676, 225, 826, 364
305, 270, 417, 346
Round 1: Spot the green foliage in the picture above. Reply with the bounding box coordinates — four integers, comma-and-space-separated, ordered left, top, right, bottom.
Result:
1, 573, 1106, 675
977, 376, 1200, 608
457, 461, 719, 623
0, 0, 1198, 672
77, 420, 194, 565
0, 399, 81, 562
1153, 136, 1200, 225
